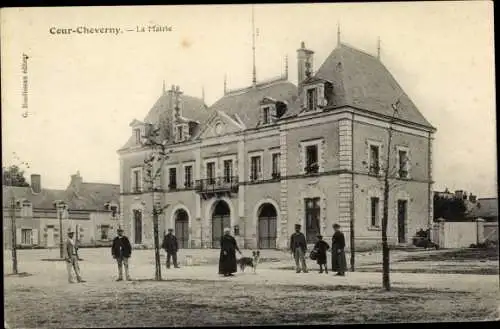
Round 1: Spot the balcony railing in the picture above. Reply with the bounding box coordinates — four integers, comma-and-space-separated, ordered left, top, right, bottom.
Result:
195, 176, 239, 194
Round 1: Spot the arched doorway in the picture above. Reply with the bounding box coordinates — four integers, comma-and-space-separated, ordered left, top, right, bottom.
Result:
258, 203, 277, 249
133, 209, 142, 244
174, 209, 189, 249
211, 201, 231, 249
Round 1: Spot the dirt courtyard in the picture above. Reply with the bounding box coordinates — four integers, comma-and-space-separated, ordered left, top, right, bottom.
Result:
4, 248, 500, 327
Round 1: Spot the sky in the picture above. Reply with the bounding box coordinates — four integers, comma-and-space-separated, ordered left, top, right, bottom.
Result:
1, 2, 497, 197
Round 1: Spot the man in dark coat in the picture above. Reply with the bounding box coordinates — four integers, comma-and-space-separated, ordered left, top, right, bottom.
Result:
331, 223, 347, 276
290, 224, 308, 273
218, 227, 242, 277
161, 229, 180, 269
111, 227, 132, 281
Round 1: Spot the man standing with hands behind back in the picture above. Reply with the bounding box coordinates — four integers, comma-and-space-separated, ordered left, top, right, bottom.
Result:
111, 227, 132, 281
289, 223, 308, 273
162, 228, 180, 269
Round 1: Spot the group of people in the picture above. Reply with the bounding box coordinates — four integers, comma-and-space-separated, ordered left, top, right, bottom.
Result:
65, 223, 347, 283
217, 223, 347, 277
65, 227, 181, 283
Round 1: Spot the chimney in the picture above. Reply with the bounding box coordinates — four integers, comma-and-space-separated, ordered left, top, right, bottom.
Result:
30, 174, 41, 194
297, 41, 314, 85
70, 171, 83, 193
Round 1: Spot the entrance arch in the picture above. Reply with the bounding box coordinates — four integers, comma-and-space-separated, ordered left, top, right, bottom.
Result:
257, 203, 278, 249
211, 200, 231, 249
174, 209, 189, 249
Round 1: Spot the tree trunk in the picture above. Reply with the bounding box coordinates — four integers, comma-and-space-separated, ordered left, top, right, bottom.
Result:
11, 197, 18, 274
153, 211, 162, 281
382, 127, 393, 291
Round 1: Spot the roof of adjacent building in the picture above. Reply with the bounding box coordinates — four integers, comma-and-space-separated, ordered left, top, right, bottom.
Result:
313, 43, 433, 128
471, 198, 498, 220
2, 175, 120, 212
2, 185, 66, 210
65, 182, 120, 211
209, 79, 300, 128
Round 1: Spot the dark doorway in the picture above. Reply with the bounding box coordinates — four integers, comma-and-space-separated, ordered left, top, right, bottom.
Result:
133, 209, 142, 244
258, 203, 278, 249
211, 201, 231, 249
175, 209, 189, 249
397, 200, 408, 243
305, 198, 321, 243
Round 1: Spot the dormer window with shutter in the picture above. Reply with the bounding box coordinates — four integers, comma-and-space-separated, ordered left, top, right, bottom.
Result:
300, 79, 331, 115
263, 106, 271, 124
174, 124, 189, 143
259, 97, 279, 126
306, 88, 317, 112
134, 128, 141, 144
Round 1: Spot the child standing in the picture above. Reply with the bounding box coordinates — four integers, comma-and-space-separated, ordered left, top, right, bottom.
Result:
313, 234, 330, 274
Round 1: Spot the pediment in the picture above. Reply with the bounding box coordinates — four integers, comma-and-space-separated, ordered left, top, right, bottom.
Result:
129, 119, 144, 128
197, 110, 244, 139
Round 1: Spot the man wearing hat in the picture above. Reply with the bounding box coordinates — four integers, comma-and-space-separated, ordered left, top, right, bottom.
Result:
161, 228, 179, 269
65, 228, 85, 283
289, 223, 308, 273
111, 227, 132, 281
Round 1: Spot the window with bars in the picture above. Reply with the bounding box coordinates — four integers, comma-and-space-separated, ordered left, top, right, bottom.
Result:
168, 168, 177, 189
370, 197, 380, 227
184, 165, 193, 188
250, 156, 262, 181
223, 160, 233, 183
370, 145, 380, 175
305, 145, 319, 174
272, 153, 281, 179
306, 88, 317, 112
206, 162, 216, 184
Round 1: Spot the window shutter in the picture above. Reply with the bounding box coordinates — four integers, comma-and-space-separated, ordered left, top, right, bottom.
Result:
16, 228, 21, 245
317, 84, 326, 107
32, 229, 39, 245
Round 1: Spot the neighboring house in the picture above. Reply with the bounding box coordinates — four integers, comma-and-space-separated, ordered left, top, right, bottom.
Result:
118, 37, 435, 250
3, 172, 120, 249
470, 198, 498, 222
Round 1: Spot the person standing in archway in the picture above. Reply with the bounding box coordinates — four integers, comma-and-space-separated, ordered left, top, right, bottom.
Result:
218, 227, 242, 277
161, 228, 180, 269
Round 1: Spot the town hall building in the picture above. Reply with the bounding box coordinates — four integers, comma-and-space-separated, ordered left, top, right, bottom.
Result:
117, 34, 436, 251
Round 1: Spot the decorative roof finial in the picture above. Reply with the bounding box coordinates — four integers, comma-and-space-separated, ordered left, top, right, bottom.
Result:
162, 80, 166, 94
337, 22, 341, 46
224, 74, 227, 95
202, 85, 205, 102
377, 37, 381, 60
252, 4, 257, 87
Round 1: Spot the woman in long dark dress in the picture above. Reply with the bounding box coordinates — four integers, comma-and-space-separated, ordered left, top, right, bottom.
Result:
313, 234, 330, 274
331, 223, 347, 276
218, 227, 242, 277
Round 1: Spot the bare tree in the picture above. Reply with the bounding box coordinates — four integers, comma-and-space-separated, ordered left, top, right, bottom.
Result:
141, 124, 170, 281
362, 99, 406, 291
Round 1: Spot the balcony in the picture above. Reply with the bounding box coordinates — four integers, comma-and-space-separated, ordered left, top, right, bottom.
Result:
195, 176, 239, 199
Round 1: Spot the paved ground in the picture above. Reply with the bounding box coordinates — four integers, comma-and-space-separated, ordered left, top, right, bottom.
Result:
4, 248, 500, 327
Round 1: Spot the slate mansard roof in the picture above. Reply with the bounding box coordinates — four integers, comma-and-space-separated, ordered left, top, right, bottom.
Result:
314, 43, 433, 128
119, 40, 433, 152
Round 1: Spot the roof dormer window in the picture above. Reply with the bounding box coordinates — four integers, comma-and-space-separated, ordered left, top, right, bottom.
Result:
306, 88, 317, 112
175, 124, 188, 143
263, 106, 271, 125
134, 128, 142, 144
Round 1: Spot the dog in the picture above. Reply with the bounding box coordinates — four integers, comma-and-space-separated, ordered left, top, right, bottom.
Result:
237, 250, 261, 273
